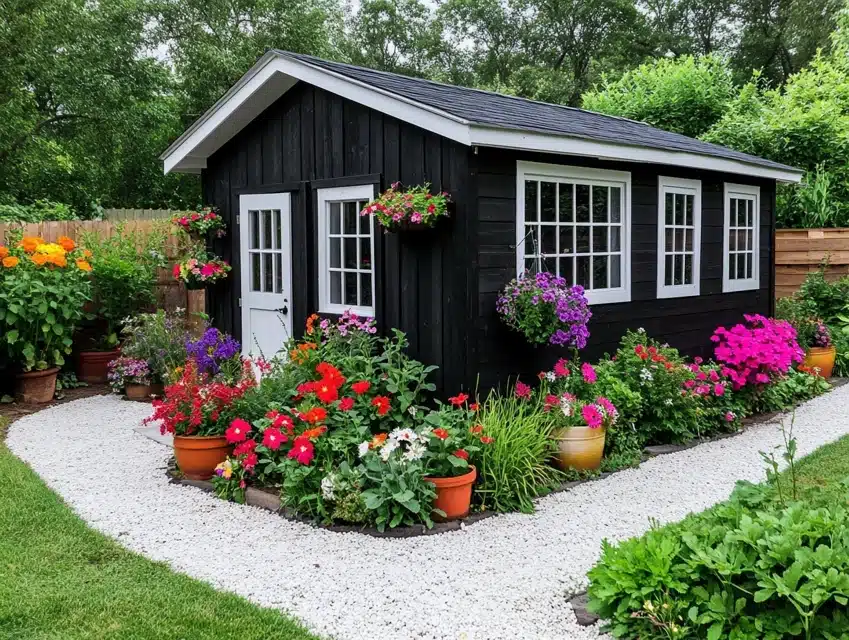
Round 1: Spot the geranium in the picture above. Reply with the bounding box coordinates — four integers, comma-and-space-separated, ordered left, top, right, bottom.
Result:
172, 207, 226, 238
288, 436, 315, 465
449, 393, 468, 406
372, 395, 391, 415
338, 397, 355, 411
582, 363, 597, 384
711, 314, 803, 389
361, 182, 450, 230
497, 271, 592, 347
454, 449, 469, 460
173, 252, 230, 288
262, 427, 286, 450
226, 418, 252, 443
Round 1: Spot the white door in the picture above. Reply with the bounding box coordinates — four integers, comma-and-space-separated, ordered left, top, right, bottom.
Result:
239, 193, 292, 360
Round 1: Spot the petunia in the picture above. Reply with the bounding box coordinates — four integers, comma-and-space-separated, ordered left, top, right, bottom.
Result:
288, 436, 315, 465
234, 439, 257, 456
262, 427, 286, 450
225, 418, 251, 443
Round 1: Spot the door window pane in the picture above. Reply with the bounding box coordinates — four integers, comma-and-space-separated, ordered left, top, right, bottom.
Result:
252, 253, 261, 291
263, 253, 273, 292
262, 210, 273, 249
592, 186, 608, 222
330, 203, 341, 234
330, 271, 342, 304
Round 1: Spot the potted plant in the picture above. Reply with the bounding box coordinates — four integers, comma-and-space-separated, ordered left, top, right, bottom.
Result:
421, 396, 494, 520
360, 183, 451, 233
144, 354, 256, 480
107, 356, 153, 400
77, 226, 167, 382
496, 271, 592, 348
0, 234, 92, 403
802, 321, 835, 378
119, 310, 190, 393
550, 392, 618, 471
172, 207, 226, 242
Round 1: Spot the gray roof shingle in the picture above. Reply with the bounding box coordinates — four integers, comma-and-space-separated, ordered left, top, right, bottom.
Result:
278, 51, 798, 174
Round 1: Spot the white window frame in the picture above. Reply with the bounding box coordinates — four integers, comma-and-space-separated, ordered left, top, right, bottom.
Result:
516, 161, 631, 305
656, 176, 701, 299
316, 184, 377, 316
722, 183, 760, 293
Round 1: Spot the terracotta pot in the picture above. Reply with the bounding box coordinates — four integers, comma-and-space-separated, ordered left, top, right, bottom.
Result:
124, 384, 153, 401
15, 367, 59, 404
76, 349, 120, 383
552, 426, 606, 471
173, 435, 232, 480
804, 346, 836, 378
426, 465, 477, 521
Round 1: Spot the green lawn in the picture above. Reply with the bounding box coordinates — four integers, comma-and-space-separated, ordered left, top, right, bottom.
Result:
0, 416, 318, 640
787, 432, 849, 505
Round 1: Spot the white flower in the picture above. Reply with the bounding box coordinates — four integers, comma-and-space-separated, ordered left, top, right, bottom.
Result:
402, 442, 426, 462
358, 441, 370, 458
320, 475, 336, 500
408, 406, 418, 416
640, 368, 653, 383
389, 428, 417, 443
380, 440, 398, 461
664, 398, 673, 406
560, 397, 574, 417
637, 327, 646, 334
545, 371, 556, 382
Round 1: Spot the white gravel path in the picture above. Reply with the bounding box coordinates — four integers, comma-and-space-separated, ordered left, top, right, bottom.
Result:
7, 387, 849, 640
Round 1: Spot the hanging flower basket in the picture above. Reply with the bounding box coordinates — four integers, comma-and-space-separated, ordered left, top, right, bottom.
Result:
172, 252, 231, 290
360, 183, 451, 234
172, 207, 226, 241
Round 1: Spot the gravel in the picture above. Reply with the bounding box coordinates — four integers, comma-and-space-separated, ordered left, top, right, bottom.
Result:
8, 387, 849, 640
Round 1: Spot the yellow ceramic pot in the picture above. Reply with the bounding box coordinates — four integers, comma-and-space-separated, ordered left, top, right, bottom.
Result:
804, 346, 836, 379
552, 426, 606, 471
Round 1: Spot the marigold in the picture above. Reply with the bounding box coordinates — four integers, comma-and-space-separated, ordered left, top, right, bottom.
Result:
19, 236, 43, 253
47, 254, 67, 267
76, 259, 92, 272
35, 242, 66, 256
0, 246, 7, 259
30, 253, 48, 266
57, 235, 76, 252
2, 256, 19, 268
83, 249, 92, 258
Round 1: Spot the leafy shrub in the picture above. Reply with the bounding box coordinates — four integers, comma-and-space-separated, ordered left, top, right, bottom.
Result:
119, 310, 190, 384
80, 225, 167, 348
750, 367, 831, 414
474, 390, 564, 513
587, 485, 849, 639
0, 200, 77, 222
796, 266, 849, 325
0, 232, 92, 370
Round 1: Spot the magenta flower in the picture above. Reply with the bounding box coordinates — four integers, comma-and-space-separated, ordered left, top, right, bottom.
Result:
554, 358, 570, 378
582, 403, 604, 428
515, 382, 532, 400
713, 383, 725, 396
581, 363, 597, 384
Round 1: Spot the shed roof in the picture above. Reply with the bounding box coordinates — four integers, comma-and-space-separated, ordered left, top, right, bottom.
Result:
161, 50, 803, 182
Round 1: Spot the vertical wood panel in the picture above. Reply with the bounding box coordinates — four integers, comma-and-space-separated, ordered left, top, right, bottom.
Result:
314, 89, 333, 179
381, 116, 402, 331
282, 100, 301, 183
330, 95, 344, 178
262, 117, 283, 184
300, 88, 315, 180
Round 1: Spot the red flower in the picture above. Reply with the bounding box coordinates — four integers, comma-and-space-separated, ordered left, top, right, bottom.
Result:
351, 380, 371, 395
225, 418, 251, 443
302, 407, 327, 424
316, 362, 345, 387
537, 371, 546, 380
433, 428, 449, 440
470, 424, 483, 434
297, 381, 316, 395
469, 403, 480, 412
315, 381, 339, 404
288, 436, 315, 465
543, 394, 559, 412
272, 413, 294, 433
234, 438, 257, 456
372, 395, 391, 416
448, 393, 468, 406
454, 449, 469, 460
480, 436, 494, 444
172, 263, 181, 279
262, 427, 286, 450
242, 452, 258, 471
338, 397, 355, 411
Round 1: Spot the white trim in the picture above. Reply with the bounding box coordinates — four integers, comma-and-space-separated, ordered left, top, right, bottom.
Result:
160, 51, 804, 183
722, 183, 761, 293
516, 161, 631, 305
656, 176, 701, 299
316, 184, 377, 316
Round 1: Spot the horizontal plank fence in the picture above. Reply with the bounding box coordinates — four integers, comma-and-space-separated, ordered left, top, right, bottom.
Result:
775, 228, 849, 298
102, 208, 186, 221
0, 220, 186, 312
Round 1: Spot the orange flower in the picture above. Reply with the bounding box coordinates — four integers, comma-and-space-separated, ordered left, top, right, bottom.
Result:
2, 256, 19, 268
305, 313, 320, 334
57, 235, 76, 252
370, 433, 388, 448
19, 236, 43, 253
47, 254, 67, 267
83, 249, 92, 258
0, 246, 7, 259
301, 425, 327, 439
30, 253, 48, 266
76, 259, 92, 272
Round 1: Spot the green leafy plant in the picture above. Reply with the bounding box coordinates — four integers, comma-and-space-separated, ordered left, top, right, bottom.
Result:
119, 310, 190, 384
361, 182, 450, 229
751, 367, 830, 414
0, 200, 77, 222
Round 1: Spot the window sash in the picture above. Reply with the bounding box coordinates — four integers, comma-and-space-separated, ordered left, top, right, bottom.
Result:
722, 184, 760, 293
657, 177, 701, 299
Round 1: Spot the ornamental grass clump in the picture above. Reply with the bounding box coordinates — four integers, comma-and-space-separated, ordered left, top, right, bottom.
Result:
496, 271, 591, 347
711, 314, 803, 389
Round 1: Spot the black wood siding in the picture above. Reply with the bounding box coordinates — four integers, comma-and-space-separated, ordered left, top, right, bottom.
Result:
201, 83, 476, 395
474, 148, 776, 390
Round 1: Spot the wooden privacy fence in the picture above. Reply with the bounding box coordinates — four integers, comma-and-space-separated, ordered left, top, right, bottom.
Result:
775, 228, 849, 298
102, 208, 187, 221
0, 220, 186, 312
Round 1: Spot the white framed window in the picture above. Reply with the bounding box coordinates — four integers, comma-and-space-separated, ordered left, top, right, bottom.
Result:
657, 177, 701, 299
316, 184, 377, 316
722, 183, 760, 293
516, 161, 631, 305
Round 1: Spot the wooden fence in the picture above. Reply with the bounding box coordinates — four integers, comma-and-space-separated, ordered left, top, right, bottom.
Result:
0, 220, 186, 311
775, 228, 849, 298
101, 208, 185, 221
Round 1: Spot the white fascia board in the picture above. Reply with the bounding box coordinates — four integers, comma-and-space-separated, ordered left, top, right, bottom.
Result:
470, 126, 804, 184
162, 53, 472, 174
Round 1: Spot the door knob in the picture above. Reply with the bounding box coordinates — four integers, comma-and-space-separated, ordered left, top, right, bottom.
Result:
276, 305, 289, 315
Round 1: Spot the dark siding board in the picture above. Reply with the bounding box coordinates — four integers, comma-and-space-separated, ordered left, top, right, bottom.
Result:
330, 95, 344, 178
282, 100, 301, 183
262, 117, 283, 184
300, 87, 315, 181
381, 117, 402, 332
344, 101, 370, 175
314, 89, 333, 179
246, 124, 263, 187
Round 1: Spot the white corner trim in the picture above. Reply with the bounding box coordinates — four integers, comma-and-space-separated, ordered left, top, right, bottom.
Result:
515, 160, 632, 305
656, 176, 702, 299
315, 184, 377, 317
722, 183, 761, 293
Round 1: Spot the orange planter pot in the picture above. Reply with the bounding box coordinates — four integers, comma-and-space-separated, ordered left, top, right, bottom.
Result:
15, 367, 59, 404
76, 349, 120, 383
552, 426, 606, 471
804, 346, 836, 378
173, 435, 232, 481
426, 465, 477, 521
124, 384, 153, 401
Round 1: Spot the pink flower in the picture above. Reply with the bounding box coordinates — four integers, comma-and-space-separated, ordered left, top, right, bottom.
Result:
582, 404, 604, 429
543, 394, 559, 412
225, 418, 251, 443
410, 212, 422, 223
200, 263, 216, 277
515, 382, 532, 400
338, 397, 355, 411
262, 427, 286, 450
713, 383, 725, 396
581, 363, 597, 384
725, 411, 736, 422
554, 358, 570, 378
755, 373, 770, 384
709, 369, 720, 383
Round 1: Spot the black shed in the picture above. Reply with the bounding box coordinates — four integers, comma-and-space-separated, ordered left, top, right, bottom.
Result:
160, 51, 803, 395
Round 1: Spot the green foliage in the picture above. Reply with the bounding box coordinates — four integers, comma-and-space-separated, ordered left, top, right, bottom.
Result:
582, 55, 736, 138
474, 390, 565, 513
0, 200, 77, 222
776, 294, 820, 348
119, 310, 190, 384
360, 456, 437, 531
587, 481, 849, 640
750, 368, 831, 414
80, 225, 167, 347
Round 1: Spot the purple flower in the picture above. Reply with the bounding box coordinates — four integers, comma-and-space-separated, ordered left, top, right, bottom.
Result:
186, 328, 241, 375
